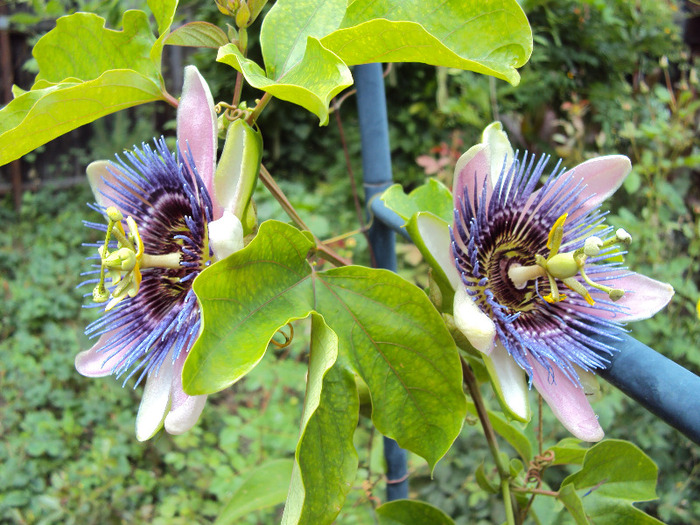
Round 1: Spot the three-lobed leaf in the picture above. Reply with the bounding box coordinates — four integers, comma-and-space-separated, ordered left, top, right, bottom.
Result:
185, 220, 466, 472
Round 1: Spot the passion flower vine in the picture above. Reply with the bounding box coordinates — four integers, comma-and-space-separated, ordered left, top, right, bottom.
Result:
421, 123, 674, 441
76, 66, 261, 440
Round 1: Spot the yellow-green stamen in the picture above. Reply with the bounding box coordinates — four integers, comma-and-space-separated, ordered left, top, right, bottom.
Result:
93, 206, 182, 310
508, 213, 629, 305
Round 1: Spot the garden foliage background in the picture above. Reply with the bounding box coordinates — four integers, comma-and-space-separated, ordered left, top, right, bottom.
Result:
1, 0, 699, 523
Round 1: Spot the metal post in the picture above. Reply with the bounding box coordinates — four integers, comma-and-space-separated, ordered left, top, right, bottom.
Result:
355, 63, 409, 501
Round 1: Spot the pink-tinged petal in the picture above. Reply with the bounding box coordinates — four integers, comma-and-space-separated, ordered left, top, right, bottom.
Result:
483, 341, 530, 421
569, 272, 674, 322
75, 331, 134, 377
164, 351, 207, 435
530, 359, 604, 442
86, 160, 131, 211
453, 286, 496, 354
177, 65, 217, 196
453, 145, 490, 212
135, 355, 175, 441
535, 156, 631, 220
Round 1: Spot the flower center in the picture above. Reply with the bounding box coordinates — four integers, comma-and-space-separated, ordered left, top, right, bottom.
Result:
507, 213, 629, 305
93, 206, 187, 311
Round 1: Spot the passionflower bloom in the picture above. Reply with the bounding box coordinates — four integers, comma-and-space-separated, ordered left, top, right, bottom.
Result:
76, 66, 247, 440
422, 123, 674, 441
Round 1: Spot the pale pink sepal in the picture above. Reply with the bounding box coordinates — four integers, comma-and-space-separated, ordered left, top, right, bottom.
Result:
177, 65, 217, 200
135, 354, 175, 442
453, 286, 496, 354
570, 272, 674, 322
484, 342, 530, 421
164, 352, 207, 435
530, 359, 604, 442
86, 160, 132, 211
76, 331, 134, 377
553, 156, 631, 220
453, 145, 490, 213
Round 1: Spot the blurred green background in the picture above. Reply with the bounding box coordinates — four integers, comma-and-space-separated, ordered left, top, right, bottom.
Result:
1, 0, 699, 523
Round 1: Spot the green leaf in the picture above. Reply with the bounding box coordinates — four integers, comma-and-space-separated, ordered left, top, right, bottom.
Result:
0, 5, 174, 166
0, 71, 164, 166
381, 179, 453, 224
217, 39, 352, 125
260, 0, 347, 79
561, 439, 663, 525
557, 484, 589, 525
466, 400, 532, 463
376, 500, 455, 525
185, 220, 317, 395
165, 21, 230, 48
282, 315, 359, 525
321, 0, 532, 85
215, 458, 295, 525
475, 462, 499, 494
185, 220, 466, 470
33, 11, 159, 84
550, 437, 588, 466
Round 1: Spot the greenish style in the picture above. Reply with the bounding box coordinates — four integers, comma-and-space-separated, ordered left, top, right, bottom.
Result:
376, 499, 456, 525
184, 220, 466, 472
214, 458, 295, 525
0, 1, 177, 166
560, 440, 663, 524
165, 21, 230, 48
282, 315, 358, 525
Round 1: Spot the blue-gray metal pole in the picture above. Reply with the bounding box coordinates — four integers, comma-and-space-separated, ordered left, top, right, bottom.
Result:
355, 63, 409, 501
369, 201, 700, 445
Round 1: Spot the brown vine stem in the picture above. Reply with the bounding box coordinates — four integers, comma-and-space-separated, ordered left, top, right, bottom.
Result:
511, 487, 559, 497
259, 164, 351, 267
461, 357, 518, 525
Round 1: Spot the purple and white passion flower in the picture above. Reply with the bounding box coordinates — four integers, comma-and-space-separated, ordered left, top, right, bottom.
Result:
76, 66, 259, 440
419, 123, 674, 441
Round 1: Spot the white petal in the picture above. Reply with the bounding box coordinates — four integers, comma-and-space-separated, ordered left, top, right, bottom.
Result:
165, 394, 208, 435
453, 286, 496, 354
481, 121, 514, 186
415, 213, 462, 290
483, 342, 530, 421
208, 210, 244, 261
135, 355, 175, 442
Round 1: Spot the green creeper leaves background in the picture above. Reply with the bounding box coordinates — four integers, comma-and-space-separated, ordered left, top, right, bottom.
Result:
184, 220, 467, 522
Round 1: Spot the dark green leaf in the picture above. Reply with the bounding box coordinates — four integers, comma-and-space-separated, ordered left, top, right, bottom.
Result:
561, 439, 663, 525
282, 315, 358, 525
376, 499, 455, 525
215, 459, 295, 525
